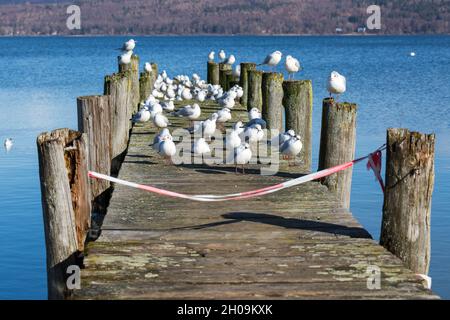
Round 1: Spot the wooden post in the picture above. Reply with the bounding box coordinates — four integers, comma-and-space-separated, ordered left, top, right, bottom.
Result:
380, 128, 435, 275
283, 80, 313, 172
207, 61, 219, 85
104, 71, 133, 162
318, 98, 357, 209
262, 72, 284, 131
226, 73, 238, 91
118, 54, 140, 113
151, 63, 158, 87
219, 63, 232, 89
139, 71, 153, 102
239, 63, 256, 108
77, 95, 112, 200
247, 70, 263, 112
37, 129, 91, 299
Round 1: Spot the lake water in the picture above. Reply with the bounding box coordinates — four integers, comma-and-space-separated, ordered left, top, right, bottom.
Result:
0, 36, 449, 299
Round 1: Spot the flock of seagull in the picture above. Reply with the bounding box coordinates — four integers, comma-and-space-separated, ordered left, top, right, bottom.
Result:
119, 39, 348, 172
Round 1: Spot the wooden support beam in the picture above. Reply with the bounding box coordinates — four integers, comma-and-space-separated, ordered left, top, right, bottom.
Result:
380, 128, 435, 275
318, 98, 357, 209
37, 128, 91, 299
247, 70, 263, 112
283, 80, 313, 172
207, 61, 219, 85
262, 72, 284, 131
118, 54, 140, 113
239, 63, 256, 108
219, 63, 232, 90
139, 71, 153, 103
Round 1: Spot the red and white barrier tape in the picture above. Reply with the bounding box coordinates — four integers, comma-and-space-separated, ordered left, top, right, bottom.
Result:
88, 145, 386, 202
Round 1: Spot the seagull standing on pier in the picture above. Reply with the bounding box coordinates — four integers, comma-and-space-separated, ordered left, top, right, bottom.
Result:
233, 65, 241, 78
246, 108, 267, 129
173, 104, 202, 123
208, 51, 215, 62
230, 143, 252, 174
132, 107, 151, 123
219, 50, 226, 62
144, 62, 152, 73
118, 39, 136, 52
224, 54, 236, 66
285, 55, 301, 80
151, 129, 172, 151
152, 112, 170, 129
158, 135, 177, 163
258, 51, 282, 71
120, 50, 133, 65
193, 138, 211, 155
280, 135, 303, 166
327, 71, 346, 98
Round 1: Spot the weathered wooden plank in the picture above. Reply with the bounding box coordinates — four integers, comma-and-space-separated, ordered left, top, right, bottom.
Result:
380, 128, 435, 275
262, 72, 284, 131
239, 62, 256, 109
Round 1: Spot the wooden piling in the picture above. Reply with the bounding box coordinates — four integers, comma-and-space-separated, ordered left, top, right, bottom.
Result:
239, 63, 256, 108
77, 95, 112, 200
219, 63, 232, 89
139, 71, 153, 103
283, 80, 313, 171
118, 54, 140, 113
207, 61, 219, 85
262, 72, 284, 131
318, 98, 357, 209
104, 72, 133, 164
37, 129, 91, 299
380, 128, 435, 275
226, 73, 239, 91
247, 70, 263, 111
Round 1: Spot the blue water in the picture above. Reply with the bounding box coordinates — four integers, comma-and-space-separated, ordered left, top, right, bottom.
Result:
0, 36, 449, 299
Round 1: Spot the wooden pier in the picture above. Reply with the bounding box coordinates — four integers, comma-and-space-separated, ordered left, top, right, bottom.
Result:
38, 57, 438, 300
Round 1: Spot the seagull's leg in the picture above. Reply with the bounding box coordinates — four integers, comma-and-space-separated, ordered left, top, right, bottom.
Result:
242, 164, 245, 175
235, 165, 238, 174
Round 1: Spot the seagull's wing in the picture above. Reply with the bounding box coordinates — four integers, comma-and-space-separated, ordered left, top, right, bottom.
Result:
294, 59, 300, 70
262, 54, 271, 65
280, 141, 290, 154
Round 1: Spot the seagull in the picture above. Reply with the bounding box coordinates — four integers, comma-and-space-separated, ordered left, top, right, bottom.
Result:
327, 71, 346, 98
158, 135, 177, 164
248, 107, 262, 120
280, 135, 303, 166
196, 90, 206, 102
224, 54, 235, 65
118, 39, 136, 52
219, 96, 235, 109
232, 121, 245, 135
217, 107, 232, 123
226, 130, 242, 150
161, 101, 175, 111
410, 52, 416, 57
181, 88, 193, 100
201, 113, 218, 139
232, 65, 241, 78
173, 104, 202, 125
144, 62, 153, 73
231, 143, 252, 174
219, 50, 226, 62
272, 129, 296, 146
152, 112, 170, 128
120, 50, 133, 65
258, 51, 282, 70
132, 108, 151, 123
4, 138, 13, 151
151, 129, 171, 150
243, 123, 265, 144
148, 103, 163, 118
193, 138, 211, 155
285, 55, 301, 80
208, 51, 215, 62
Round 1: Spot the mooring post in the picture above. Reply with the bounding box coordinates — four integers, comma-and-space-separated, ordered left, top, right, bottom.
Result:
226, 73, 239, 90
283, 80, 313, 172
104, 71, 133, 172
262, 72, 284, 131
77, 95, 112, 200
247, 69, 263, 111
37, 128, 91, 299
118, 54, 140, 113
318, 98, 357, 209
239, 63, 257, 108
139, 71, 153, 103
380, 128, 435, 275
207, 61, 219, 85
219, 63, 232, 90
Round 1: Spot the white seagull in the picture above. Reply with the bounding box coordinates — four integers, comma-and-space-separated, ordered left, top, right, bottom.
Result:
259, 51, 283, 70
327, 71, 346, 98
208, 51, 215, 61
224, 54, 235, 65
217, 107, 232, 123
285, 55, 301, 80
272, 129, 296, 146
120, 50, 133, 65
219, 50, 226, 62
119, 39, 136, 52
233, 65, 241, 78
201, 113, 218, 139
173, 104, 202, 122
144, 62, 153, 73
152, 112, 170, 128
280, 135, 303, 165
231, 143, 252, 174
151, 129, 171, 150
161, 101, 175, 111
132, 108, 151, 123
4, 138, 13, 151
193, 138, 211, 155
243, 123, 265, 144
158, 135, 177, 163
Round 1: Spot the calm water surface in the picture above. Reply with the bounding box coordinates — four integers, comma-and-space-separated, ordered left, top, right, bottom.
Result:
0, 36, 449, 299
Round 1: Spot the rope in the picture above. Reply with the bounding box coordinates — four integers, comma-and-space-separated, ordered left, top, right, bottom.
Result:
88, 145, 386, 202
